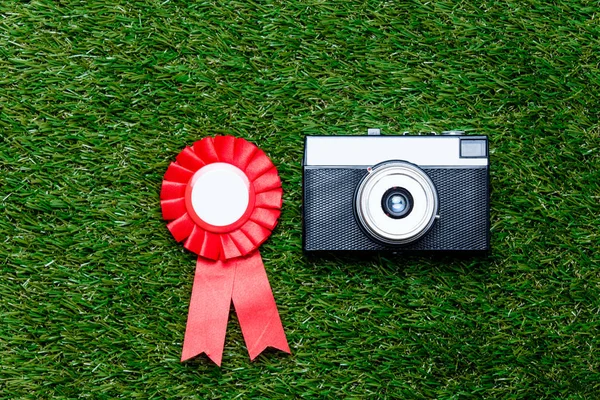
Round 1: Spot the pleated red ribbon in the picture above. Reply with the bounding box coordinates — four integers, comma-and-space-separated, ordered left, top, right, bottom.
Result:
161, 136, 290, 365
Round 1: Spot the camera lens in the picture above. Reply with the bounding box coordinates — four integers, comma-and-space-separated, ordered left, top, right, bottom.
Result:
381, 187, 413, 219
354, 161, 439, 245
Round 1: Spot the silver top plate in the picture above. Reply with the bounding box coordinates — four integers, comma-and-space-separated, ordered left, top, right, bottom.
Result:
304, 136, 488, 167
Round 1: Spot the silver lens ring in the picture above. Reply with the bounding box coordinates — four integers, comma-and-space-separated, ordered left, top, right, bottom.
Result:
355, 161, 439, 245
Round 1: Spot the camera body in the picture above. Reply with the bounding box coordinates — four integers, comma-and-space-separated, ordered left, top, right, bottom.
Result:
302, 131, 490, 253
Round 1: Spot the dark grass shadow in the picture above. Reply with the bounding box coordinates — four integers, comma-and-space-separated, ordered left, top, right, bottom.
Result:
302, 250, 496, 277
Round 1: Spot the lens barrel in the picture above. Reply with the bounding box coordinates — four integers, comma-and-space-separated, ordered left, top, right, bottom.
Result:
355, 161, 439, 245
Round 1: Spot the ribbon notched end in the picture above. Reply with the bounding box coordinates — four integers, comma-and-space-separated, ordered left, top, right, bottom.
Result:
247, 333, 291, 362
181, 253, 290, 366
180, 257, 235, 366
181, 346, 224, 367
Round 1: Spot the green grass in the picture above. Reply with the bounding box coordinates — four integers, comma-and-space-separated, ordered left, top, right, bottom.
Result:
1, 0, 599, 398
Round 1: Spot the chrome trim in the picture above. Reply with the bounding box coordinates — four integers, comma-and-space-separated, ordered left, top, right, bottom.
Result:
355, 161, 439, 245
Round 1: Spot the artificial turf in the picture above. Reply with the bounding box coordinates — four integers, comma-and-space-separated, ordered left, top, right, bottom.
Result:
1, 0, 599, 398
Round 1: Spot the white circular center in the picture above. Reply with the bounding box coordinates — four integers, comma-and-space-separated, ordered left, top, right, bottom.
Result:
189, 163, 250, 226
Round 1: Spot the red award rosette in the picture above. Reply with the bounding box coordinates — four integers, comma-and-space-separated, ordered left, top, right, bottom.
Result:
160, 136, 290, 366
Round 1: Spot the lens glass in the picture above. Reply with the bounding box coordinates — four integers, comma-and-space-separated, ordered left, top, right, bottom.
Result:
381, 187, 413, 219
389, 194, 407, 213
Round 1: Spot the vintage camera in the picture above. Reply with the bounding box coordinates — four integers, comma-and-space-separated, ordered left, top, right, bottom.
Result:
302, 130, 490, 252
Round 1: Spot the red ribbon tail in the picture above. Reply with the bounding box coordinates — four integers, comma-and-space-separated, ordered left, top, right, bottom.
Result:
181, 258, 235, 366
231, 251, 291, 360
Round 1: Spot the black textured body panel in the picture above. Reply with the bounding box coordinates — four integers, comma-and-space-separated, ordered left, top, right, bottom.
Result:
303, 167, 489, 251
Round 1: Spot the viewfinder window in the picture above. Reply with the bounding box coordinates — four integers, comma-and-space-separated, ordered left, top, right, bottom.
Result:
460, 139, 487, 158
